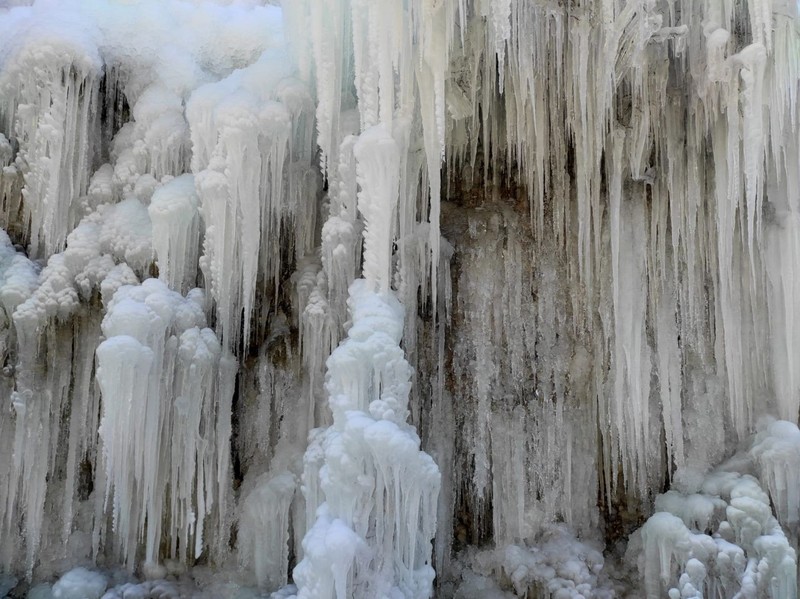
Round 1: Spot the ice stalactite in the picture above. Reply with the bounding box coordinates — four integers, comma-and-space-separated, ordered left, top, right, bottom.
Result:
288, 0, 447, 306
750, 420, 800, 535
353, 125, 401, 293
0, 1, 319, 589
320, 129, 361, 339
189, 58, 290, 351
3, 194, 148, 576
238, 471, 297, 591
233, 333, 311, 593
0, 133, 25, 243
0, 232, 39, 570
606, 156, 654, 500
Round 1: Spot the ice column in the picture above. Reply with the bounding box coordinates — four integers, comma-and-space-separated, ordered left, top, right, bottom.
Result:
293, 123, 440, 598
294, 282, 440, 599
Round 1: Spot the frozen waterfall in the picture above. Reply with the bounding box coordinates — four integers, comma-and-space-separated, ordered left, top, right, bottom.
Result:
1, 0, 800, 598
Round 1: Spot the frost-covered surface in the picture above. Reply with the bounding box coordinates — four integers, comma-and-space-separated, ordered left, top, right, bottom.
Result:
1, 0, 800, 598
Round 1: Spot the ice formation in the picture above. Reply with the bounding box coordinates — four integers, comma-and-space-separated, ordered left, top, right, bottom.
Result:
1, 0, 800, 598
631, 420, 800, 598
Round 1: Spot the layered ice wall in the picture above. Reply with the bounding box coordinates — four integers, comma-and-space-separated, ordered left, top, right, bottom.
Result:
1, 0, 800, 598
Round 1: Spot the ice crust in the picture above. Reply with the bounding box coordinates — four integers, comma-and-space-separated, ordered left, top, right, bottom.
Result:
1, 0, 800, 598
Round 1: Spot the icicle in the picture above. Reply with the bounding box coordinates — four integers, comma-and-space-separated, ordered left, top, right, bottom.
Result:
750, 419, 800, 532
417, 0, 448, 312
732, 43, 767, 280
321, 134, 361, 336
148, 174, 200, 294
307, 0, 348, 176
607, 127, 653, 497
353, 124, 401, 293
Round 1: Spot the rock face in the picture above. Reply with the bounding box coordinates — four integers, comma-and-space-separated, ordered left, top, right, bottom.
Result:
1, 1, 800, 597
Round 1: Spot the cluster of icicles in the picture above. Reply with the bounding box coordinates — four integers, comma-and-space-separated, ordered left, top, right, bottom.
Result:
0, 0, 800, 598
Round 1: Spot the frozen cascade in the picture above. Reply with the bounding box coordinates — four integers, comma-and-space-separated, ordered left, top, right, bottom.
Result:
1, 0, 800, 598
